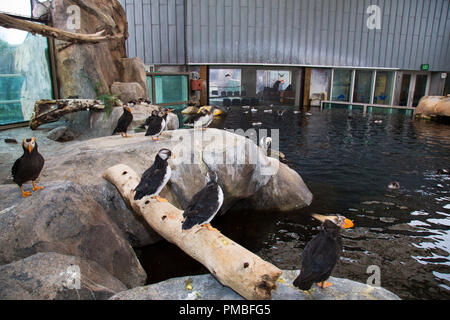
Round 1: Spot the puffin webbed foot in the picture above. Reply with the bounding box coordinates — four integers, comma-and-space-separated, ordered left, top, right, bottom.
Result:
317, 281, 333, 288
32, 181, 44, 192
152, 137, 161, 141
20, 186, 32, 198
201, 223, 218, 232
151, 195, 168, 202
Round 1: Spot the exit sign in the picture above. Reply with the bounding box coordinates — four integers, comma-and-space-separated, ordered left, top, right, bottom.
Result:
421, 64, 430, 71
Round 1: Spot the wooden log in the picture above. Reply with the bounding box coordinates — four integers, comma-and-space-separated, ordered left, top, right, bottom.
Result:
102, 164, 282, 300
30, 99, 105, 130
0, 13, 124, 43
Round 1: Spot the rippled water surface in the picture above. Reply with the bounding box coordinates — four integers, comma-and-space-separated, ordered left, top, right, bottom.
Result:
140, 105, 450, 300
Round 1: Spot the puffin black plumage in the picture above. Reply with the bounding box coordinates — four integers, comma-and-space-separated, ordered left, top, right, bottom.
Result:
184, 107, 214, 130
293, 214, 354, 290
140, 109, 159, 129
145, 110, 169, 140
11, 137, 45, 198
133, 148, 174, 201
112, 103, 133, 137
182, 171, 224, 231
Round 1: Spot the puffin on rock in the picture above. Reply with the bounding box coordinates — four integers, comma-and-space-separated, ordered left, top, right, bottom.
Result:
145, 109, 171, 140
133, 148, 174, 202
11, 137, 45, 198
140, 109, 159, 129
112, 103, 134, 138
184, 107, 214, 130
293, 214, 354, 291
182, 171, 223, 231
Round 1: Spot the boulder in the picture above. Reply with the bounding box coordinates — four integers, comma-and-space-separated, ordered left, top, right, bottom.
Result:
414, 96, 450, 119
111, 82, 146, 104
31, 129, 311, 247
0, 181, 147, 288
51, 0, 128, 98
47, 126, 78, 142
120, 58, 149, 100
110, 270, 400, 300
0, 252, 127, 300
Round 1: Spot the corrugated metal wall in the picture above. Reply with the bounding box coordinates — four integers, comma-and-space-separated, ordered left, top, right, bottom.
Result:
119, 0, 450, 71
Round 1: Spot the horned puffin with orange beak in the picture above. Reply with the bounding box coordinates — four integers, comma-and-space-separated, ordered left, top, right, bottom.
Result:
11, 137, 45, 198
293, 214, 354, 291
112, 102, 134, 138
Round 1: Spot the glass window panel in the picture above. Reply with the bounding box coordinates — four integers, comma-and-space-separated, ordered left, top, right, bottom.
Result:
331, 69, 352, 102
154, 75, 188, 104
399, 74, 411, 106
146, 76, 153, 104
413, 75, 428, 107
353, 71, 373, 103
209, 69, 241, 97
0, 27, 53, 125
373, 71, 394, 105
256, 70, 291, 94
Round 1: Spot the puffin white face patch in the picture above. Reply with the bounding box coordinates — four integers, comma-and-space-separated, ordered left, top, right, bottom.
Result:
158, 149, 172, 160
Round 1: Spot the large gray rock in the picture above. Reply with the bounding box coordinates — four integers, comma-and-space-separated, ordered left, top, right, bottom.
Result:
32, 129, 311, 247
0, 181, 147, 288
111, 82, 145, 104
110, 270, 400, 300
0, 252, 127, 300
120, 58, 149, 100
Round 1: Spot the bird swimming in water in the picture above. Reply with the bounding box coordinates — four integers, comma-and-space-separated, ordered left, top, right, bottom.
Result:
112, 103, 134, 138
11, 137, 45, 198
146, 109, 169, 140
251, 107, 258, 113
293, 213, 354, 291
133, 149, 174, 202
184, 107, 214, 130
276, 110, 287, 116
182, 171, 224, 231
436, 169, 449, 175
388, 181, 400, 189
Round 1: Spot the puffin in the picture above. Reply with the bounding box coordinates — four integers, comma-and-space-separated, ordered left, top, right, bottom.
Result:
133, 148, 174, 202
184, 107, 214, 130
140, 109, 159, 129
260, 137, 272, 155
388, 181, 400, 189
293, 214, 354, 291
112, 103, 134, 138
11, 137, 45, 198
182, 171, 223, 231
145, 110, 169, 140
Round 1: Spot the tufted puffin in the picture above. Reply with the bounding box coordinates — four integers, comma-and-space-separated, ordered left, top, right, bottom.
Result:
184, 107, 214, 130
11, 137, 45, 198
145, 110, 170, 140
182, 171, 224, 231
139, 109, 159, 129
133, 148, 174, 202
293, 214, 354, 291
112, 104, 134, 138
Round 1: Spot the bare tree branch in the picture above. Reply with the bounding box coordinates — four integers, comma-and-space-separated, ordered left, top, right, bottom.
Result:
0, 13, 124, 43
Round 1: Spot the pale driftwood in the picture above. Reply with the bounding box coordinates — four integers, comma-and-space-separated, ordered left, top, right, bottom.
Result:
102, 164, 282, 300
0, 13, 124, 43
30, 99, 105, 129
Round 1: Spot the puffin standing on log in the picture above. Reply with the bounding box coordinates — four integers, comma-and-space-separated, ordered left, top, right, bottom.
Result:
182, 171, 224, 231
293, 214, 354, 290
145, 109, 171, 140
112, 103, 134, 138
11, 137, 45, 198
133, 149, 174, 202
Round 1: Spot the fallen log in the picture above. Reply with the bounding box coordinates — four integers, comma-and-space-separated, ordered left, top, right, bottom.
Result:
30, 99, 105, 130
102, 164, 282, 300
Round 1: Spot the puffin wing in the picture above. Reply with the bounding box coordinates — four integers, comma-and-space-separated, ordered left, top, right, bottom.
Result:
11, 156, 24, 182
133, 162, 169, 200
182, 183, 222, 229
113, 111, 132, 134
145, 117, 163, 136
184, 113, 202, 125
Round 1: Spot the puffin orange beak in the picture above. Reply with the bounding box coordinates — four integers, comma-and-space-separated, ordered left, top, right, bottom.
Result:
343, 218, 354, 229
28, 144, 32, 153
172, 153, 176, 159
